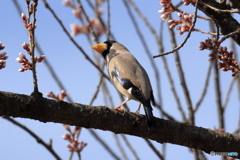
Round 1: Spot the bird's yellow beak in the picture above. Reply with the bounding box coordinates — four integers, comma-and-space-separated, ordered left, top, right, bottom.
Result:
91, 43, 107, 54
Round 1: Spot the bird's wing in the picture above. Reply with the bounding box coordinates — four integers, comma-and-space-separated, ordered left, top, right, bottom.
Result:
108, 51, 152, 101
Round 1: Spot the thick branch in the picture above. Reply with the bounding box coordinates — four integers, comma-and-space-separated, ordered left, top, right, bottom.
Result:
197, 0, 240, 45
0, 91, 239, 158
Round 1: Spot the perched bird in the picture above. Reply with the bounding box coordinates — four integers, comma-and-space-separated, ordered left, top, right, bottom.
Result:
92, 40, 155, 128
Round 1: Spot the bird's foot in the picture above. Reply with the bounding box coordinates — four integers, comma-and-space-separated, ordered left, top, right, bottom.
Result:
135, 109, 140, 114
135, 103, 141, 114
114, 106, 125, 112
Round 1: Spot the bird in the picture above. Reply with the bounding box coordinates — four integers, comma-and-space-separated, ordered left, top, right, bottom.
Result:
92, 40, 155, 128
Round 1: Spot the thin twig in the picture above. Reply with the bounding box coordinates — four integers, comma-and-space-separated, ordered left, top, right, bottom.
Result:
214, 53, 224, 128
230, 38, 240, 100
12, 0, 73, 102
125, 3, 178, 120
223, 75, 238, 109
42, 0, 109, 81
216, 24, 220, 40
232, 108, 240, 135
101, 78, 121, 109
161, 55, 187, 121
175, 1, 183, 8
88, 129, 120, 160
200, 1, 240, 13
76, 0, 98, 41
199, 151, 208, 160
28, 0, 40, 94
167, 16, 195, 126
233, 127, 240, 135
155, 103, 176, 121
153, 0, 199, 58
193, 28, 222, 35
220, 29, 240, 42
160, 14, 185, 121
194, 62, 213, 113
175, 6, 211, 21
106, 0, 111, 40
120, 135, 140, 160
123, 0, 162, 106
89, 74, 104, 105
2, 116, 62, 160
210, 22, 225, 129
69, 151, 74, 160
114, 134, 129, 160
85, 0, 116, 40
144, 139, 165, 160
127, 0, 183, 120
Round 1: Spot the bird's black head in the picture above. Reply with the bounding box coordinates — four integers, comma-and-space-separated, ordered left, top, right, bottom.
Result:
102, 40, 117, 59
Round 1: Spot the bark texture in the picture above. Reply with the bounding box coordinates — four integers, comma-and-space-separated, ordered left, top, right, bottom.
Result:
0, 91, 239, 158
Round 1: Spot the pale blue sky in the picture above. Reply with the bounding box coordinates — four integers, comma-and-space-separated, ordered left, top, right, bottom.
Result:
0, 1, 239, 160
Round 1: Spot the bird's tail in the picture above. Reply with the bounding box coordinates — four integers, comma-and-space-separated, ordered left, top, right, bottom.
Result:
143, 105, 154, 129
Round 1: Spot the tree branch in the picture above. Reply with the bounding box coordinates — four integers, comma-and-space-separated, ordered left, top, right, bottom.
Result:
197, 0, 240, 45
0, 91, 239, 158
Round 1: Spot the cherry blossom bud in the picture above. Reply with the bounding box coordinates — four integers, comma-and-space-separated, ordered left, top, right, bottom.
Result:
16, 57, 23, 63
63, 124, 70, 130
0, 52, 7, 59
0, 42, 5, 50
169, 24, 175, 28
62, 133, 71, 140
18, 68, 25, 72
221, 68, 228, 71
21, 13, 26, 20
19, 52, 26, 58
160, 14, 168, 20
62, 0, 73, 7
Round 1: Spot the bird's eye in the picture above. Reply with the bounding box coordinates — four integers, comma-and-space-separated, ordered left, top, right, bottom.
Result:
110, 40, 116, 44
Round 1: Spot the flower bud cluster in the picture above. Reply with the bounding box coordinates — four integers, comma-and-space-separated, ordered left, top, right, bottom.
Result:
62, 125, 87, 152
158, 0, 174, 20
0, 42, 8, 70
21, 13, 37, 31
168, 12, 193, 35
46, 90, 68, 100
199, 38, 240, 76
62, 0, 104, 37
182, 0, 196, 6
16, 42, 46, 72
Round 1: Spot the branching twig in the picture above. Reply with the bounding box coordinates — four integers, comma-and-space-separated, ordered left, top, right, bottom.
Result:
12, 0, 73, 102
220, 29, 240, 42
223, 75, 238, 109
2, 116, 61, 160
85, 0, 115, 40
193, 28, 222, 35
88, 129, 120, 160
153, 0, 199, 58
161, 56, 187, 121
167, 18, 195, 126
89, 75, 104, 105
120, 135, 140, 160
210, 22, 224, 129
194, 62, 213, 113
42, 0, 109, 81
174, 5, 211, 20
122, 0, 162, 105
76, 0, 98, 41
200, 1, 240, 13
114, 134, 129, 160
25, 0, 41, 95
144, 139, 165, 160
